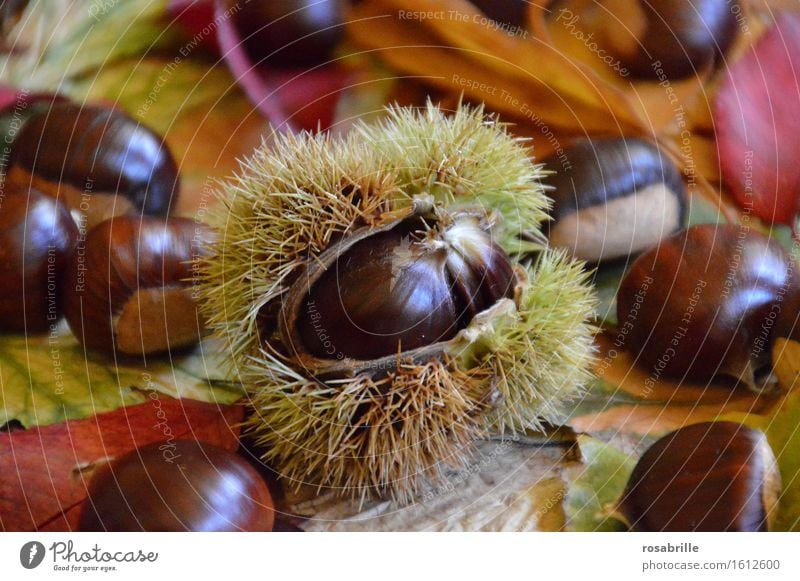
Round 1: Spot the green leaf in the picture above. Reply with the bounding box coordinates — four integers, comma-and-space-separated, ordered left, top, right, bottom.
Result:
1, 0, 175, 92
564, 435, 635, 531
0, 328, 243, 429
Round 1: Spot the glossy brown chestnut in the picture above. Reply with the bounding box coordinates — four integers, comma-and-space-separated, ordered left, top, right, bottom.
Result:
553, 0, 739, 80
617, 224, 794, 389
79, 440, 275, 532
229, 0, 344, 68
545, 137, 687, 263
293, 215, 515, 362
8, 103, 179, 227
63, 215, 211, 359
620, 422, 780, 531
0, 186, 78, 333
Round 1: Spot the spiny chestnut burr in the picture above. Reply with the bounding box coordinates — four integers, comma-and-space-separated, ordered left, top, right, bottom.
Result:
228, 0, 344, 68
290, 214, 515, 366
0, 185, 78, 334
616, 224, 794, 389
197, 104, 597, 501
620, 422, 780, 531
63, 215, 211, 360
79, 440, 275, 532
7, 102, 179, 228
545, 137, 687, 263
554, 0, 739, 80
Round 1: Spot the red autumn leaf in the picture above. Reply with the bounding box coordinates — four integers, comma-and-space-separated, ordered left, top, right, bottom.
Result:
214, 1, 351, 132
0, 396, 243, 532
716, 13, 800, 228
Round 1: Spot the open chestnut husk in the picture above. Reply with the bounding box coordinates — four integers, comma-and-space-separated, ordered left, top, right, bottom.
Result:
545, 137, 687, 263
620, 422, 780, 531
7, 102, 179, 228
198, 104, 597, 501
63, 215, 211, 360
553, 0, 740, 80
0, 185, 78, 334
617, 224, 795, 389
79, 440, 275, 532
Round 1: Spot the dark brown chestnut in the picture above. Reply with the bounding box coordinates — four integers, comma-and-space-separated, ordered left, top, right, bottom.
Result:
553, 0, 739, 80
0, 185, 78, 333
470, 0, 529, 31
228, 0, 344, 69
62, 215, 211, 360
620, 422, 780, 531
8, 103, 179, 228
617, 224, 795, 389
545, 137, 687, 263
79, 440, 275, 532
291, 214, 515, 362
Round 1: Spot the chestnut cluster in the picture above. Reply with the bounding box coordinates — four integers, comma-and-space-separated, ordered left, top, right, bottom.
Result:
0, 96, 207, 361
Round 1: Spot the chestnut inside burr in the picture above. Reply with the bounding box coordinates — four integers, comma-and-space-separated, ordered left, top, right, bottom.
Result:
296, 216, 515, 361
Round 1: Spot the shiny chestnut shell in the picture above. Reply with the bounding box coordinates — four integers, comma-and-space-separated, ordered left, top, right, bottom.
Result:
545, 137, 687, 263
0, 187, 77, 333
617, 0, 740, 80
9, 103, 179, 217
621, 422, 780, 531
79, 440, 275, 532
286, 214, 516, 369
616, 224, 793, 388
230, 0, 344, 68
470, 0, 528, 30
63, 215, 210, 359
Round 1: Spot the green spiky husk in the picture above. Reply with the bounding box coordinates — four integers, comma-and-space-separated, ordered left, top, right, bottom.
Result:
198, 103, 596, 501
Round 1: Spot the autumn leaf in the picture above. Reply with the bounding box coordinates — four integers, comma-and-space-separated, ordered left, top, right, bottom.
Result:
0, 330, 244, 429
563, 435, 633, 532
0, 396, 243, 532
715, 13, 800, 228
566, 334, 780, 446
